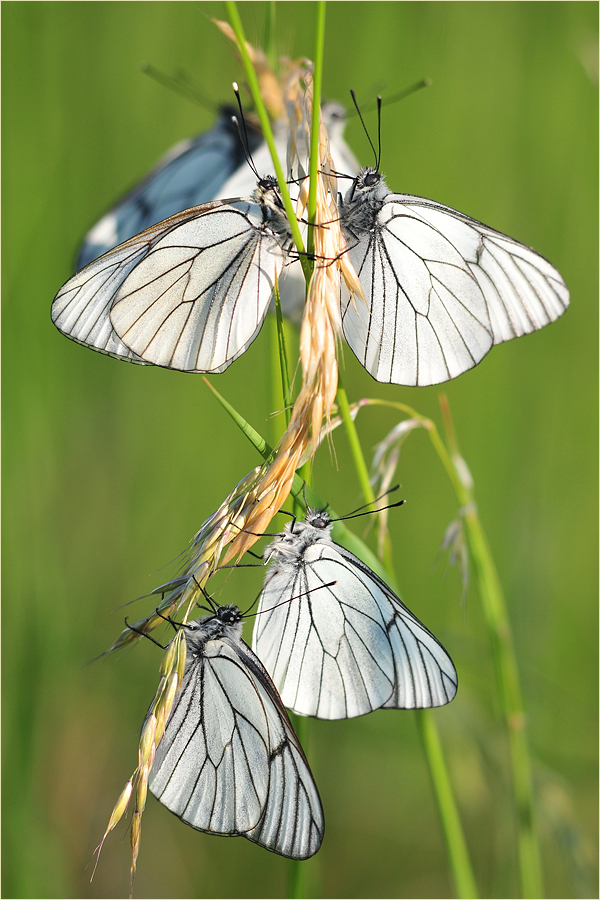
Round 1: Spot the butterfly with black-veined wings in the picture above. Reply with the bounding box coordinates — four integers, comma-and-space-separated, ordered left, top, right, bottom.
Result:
252, 506, 458, 720
145, 601, 324, 858
52, 176, 292, 373
338, 164, 570, 387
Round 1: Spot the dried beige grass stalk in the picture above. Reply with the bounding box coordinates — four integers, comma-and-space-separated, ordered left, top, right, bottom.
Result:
100, 44, 366, 893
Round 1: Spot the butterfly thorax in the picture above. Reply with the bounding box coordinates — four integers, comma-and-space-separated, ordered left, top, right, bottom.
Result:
341, 166, 390, 233
184, 607, 243, 655
264, 510, 334, 564
253, 176, 291, 238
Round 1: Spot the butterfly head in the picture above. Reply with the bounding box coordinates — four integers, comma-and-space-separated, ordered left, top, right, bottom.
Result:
186, 604, 244, 651
304, 508, 332, 530
255, 175, 284, 209
345, 166, 389, 206
216, 604, 243, 627
263, 509, 333, 565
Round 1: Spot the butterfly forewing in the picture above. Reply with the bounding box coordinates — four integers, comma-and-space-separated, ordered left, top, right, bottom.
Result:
148, 610, 323, 858
52, 237, 157, 365
256, 545, 397, 720
109, 202, 284, 372
150, 642, 271, 834
406, 199, 569, 340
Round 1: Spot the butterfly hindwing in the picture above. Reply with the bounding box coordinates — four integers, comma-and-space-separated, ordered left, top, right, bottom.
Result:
108, 201, 285, 372
334, 545, 459, 709
149, 640, 271, 835
239, 641, 324, 859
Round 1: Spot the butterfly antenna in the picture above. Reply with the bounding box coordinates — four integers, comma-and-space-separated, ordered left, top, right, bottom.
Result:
342, 484, 401, 517
124, 617, 169, 649
376, 95, 382, 172
139, 63, 215, 110
327, 168, 355, 180
379, 77, 432, 109
327, 485, 405, 523
354, 78, 432, 116
232, 82, 260, 180
350, 88, 378, 169
243, 581, 338, 618
329, 499, 405, 524
192, 575, 218, 614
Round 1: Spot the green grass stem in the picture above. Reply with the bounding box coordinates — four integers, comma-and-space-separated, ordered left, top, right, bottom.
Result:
263, 1, 277, 72
306, 1, 326, 261
224, 2, 311, 282
439, 395, 542, 898
363, 394, 543, 897
336, 377, 375, 507
273, 278, 292, 428
280, 8, 327, 876
335, 384, 478, 899
415, 710, 479, 898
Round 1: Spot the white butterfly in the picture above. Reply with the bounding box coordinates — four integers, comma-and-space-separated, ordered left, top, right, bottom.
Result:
148, 602, 324, 859
252, 508, 458, 720
52, 176, 291, 372
339, 166, 570, 386
77, 107, 263, 270
53, 104, 359, 370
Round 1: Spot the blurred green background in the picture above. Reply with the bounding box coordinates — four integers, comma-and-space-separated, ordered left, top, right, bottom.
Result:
3, 2, 598, 898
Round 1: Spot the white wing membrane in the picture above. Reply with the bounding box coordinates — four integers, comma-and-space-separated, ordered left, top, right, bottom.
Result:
149, 628, 323, 858
109, 205, 284, 372
254, 537, 457, 720
341, 189, 569, 386
51, 236, 154, 364
150, 648, 269, 834
55, 103, 361, 370
52, 199, 288, 373
243, 644, 324, 858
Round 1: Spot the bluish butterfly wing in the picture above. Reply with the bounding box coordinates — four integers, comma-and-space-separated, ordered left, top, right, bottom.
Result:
77, 107, 262, 269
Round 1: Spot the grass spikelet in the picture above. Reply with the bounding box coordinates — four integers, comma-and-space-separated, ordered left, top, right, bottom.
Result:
90, 779, 133, 882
